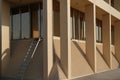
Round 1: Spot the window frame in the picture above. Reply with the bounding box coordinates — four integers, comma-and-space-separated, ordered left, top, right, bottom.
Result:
71, 8, 86, 40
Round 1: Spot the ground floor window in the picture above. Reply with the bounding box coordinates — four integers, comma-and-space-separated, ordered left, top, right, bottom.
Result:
10, 3, 43, 40
53, 0, 60, 37
71, 8, 86, 40
111, 25, 115, 45
96, 19, 102, 43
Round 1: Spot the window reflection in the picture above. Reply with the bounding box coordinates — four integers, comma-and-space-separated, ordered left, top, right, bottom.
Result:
21, 12, 30, 39
96, 19, 102, 43
12, 14, 20, 39
10, 3, 42, 40
71, 8, 86, 40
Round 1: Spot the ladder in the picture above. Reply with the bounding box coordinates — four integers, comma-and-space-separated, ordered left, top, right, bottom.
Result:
16, 38, 42, 80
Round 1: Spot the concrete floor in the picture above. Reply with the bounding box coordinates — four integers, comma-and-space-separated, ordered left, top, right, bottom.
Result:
73, 69, 120, 80
2, 69, 120, 80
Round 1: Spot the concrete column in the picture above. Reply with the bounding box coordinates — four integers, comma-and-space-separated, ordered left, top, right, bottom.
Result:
42, 0, 53, 79
1, 1, 10, 76
114, 21, 120, 63
102, 14, 111, 68
85, 4, 96, 72
60, 0, 71, 79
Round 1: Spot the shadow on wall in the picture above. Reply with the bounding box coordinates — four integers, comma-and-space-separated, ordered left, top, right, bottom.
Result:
96, 47, 108, 65
72, 41, 86, 57
72, 41, 91, 65
49, 42, 67, 80
1, 48, 10, 76
49, 60, 60, 80
111, 52, 120, 68
48, 44, 60, 80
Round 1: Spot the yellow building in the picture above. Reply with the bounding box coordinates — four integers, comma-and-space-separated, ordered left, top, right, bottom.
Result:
1, 0, 120, 80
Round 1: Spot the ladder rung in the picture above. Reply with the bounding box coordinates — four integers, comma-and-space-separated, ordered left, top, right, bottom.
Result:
16, 38, 42, 79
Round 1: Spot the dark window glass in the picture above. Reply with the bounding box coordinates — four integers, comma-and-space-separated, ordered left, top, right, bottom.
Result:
53, 1, 60, 36
11, 7, 19, 15
111, 25, 114, 45
96, 19, 102, 43
111, 0, 114, 7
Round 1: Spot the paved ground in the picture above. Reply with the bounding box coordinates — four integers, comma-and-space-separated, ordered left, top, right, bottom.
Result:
73, 69, 120, 80
1, 69, 120, 80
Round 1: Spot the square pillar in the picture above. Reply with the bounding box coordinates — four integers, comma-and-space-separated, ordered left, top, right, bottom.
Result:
42, 0, 53, 79
1, 1, 10, 76
114, 21, 120, 63
60, 0, 71, 79
102, 14, 111, 68
85, 4, 96, 72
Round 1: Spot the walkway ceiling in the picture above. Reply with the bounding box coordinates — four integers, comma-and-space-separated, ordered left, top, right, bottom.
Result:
4, 0, 42, 6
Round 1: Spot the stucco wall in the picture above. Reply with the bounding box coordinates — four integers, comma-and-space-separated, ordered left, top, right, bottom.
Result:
111, 45, 119, 69
5, 37, 120, 79
96, 43, 109, 73
71, 40, 93, 78
53, 38, 119, 78
6, 39, 43, 79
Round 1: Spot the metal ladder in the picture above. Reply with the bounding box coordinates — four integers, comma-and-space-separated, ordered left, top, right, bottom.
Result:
16, 38, 42, 80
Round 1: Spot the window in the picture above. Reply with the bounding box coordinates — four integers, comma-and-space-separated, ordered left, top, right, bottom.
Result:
111, 25, 114, 45
11, 7, 21, 39
71, 8, 86, 40
111, 0, 114, 7
96, 19, 102, 43
21, 5, 31, 39
10, 3, 42, 40
53, 0, 60, 36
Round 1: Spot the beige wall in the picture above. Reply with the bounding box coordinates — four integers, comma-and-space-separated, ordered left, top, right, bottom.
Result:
7, 38, 120, 79
96, 43, 109, 73
6, 40, 43, 79
1, 1, 10, 76
111, 45, 119, 69
53, 37, 61, 60
71, 40, 93, 78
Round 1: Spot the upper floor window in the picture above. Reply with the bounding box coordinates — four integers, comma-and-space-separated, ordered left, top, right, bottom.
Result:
111, 0, 114, 7
71, 8, 86, 40
96, 19, 102, 43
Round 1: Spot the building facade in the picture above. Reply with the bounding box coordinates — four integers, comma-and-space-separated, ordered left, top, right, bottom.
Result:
1, 0, 120, 80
